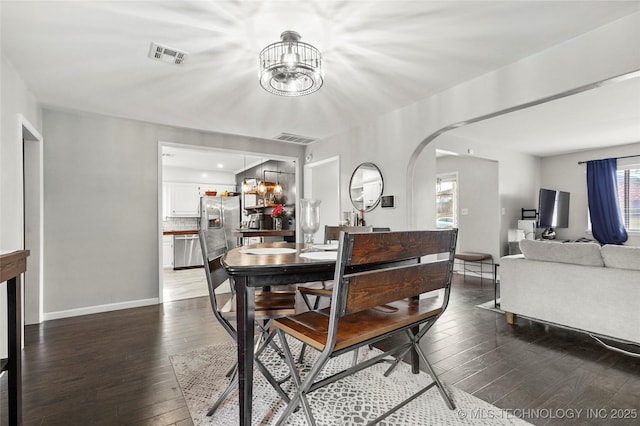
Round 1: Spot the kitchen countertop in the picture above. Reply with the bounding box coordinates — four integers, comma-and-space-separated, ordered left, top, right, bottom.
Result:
163, 230, 199, 235
232, 229, 295, 237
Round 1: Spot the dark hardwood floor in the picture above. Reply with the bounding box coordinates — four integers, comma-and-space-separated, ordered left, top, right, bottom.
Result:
2, 274, 639, 425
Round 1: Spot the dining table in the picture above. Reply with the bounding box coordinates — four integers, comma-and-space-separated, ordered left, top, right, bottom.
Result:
221, 241, 337, 426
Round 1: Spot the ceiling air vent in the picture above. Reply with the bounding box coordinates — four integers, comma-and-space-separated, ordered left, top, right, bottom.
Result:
148, 42, 187, 65
273, 133, 317, 145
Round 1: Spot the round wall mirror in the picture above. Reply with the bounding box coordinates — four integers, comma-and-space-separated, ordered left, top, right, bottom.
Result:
349, 162, 384, 212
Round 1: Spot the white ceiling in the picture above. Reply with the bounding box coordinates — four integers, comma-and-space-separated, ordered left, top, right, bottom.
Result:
162, 145, 266, 172
2, 1, 640, 157
450, 76, 640, 157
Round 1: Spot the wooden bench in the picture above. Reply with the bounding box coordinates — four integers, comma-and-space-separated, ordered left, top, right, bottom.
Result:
454, 252, 493, 285
272, 229, 458, 425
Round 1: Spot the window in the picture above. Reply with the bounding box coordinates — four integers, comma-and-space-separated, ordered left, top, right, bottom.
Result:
436, 173, 457, 228
617, 165, 640, 231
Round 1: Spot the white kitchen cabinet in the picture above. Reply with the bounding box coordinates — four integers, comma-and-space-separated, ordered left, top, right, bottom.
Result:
166, 182, 238, 217
162, 235, 173, 268
168, 183, 200, 217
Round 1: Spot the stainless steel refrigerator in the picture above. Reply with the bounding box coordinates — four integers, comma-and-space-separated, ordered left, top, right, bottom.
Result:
200, 195, 241, 250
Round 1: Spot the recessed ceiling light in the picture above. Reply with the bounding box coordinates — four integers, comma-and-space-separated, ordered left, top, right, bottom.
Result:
217, 163, 224, 168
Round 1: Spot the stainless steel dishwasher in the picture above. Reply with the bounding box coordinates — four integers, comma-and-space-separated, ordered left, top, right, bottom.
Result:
173, 234, 203, 269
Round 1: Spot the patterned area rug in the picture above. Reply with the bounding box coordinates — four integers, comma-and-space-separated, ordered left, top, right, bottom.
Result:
170, 338, 530, 425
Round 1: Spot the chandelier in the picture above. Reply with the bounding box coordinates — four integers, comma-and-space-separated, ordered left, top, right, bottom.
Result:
259, 31, 323, 96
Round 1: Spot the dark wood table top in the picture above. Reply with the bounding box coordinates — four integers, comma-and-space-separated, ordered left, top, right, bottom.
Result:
232, 229, 296, 237
162, 230, 198, 235
1, 250, 30, 282
222, 242, 335, 285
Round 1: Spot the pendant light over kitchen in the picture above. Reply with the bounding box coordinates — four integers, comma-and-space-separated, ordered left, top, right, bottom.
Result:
241, 156, 250, 193
257, 159, 267, 196
274, 163, 283, 194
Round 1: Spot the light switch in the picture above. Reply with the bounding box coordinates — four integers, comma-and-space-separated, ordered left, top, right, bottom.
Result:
501, 208, 506, 215
461, 208, 469, 215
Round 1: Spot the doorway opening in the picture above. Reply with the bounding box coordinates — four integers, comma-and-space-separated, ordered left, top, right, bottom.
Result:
157, 142, 300, 303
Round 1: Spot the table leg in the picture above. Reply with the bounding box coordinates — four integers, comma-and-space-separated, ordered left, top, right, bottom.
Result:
236, 277, 255, 426
8, 275, 23, 426
410, 324, 420, 374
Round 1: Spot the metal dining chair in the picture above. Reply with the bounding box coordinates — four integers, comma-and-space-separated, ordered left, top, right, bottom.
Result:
273, 229, 459, 425
199, 228, 297, 416
297, 225, 373, 310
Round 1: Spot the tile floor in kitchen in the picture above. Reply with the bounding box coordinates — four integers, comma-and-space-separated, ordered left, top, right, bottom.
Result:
163, 267, 230, 301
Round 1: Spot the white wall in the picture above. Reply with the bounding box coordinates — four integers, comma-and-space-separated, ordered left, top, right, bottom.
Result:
41, 108, 305, 318
0, 54, 42, 357
306, 12, 640, 256
1, 55, 42, 249
541, 142, 640, 246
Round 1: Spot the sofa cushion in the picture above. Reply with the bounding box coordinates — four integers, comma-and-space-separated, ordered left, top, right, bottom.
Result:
519, 239, 604, 267
601, 245, 640, 270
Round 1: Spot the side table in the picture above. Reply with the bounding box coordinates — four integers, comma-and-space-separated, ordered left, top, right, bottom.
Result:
1, 249, 29, 426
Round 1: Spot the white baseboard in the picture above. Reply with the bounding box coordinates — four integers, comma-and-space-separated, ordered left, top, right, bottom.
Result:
43, 297, 159, 321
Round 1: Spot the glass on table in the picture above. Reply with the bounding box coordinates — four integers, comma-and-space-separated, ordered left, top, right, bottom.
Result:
300, 198, 321, 249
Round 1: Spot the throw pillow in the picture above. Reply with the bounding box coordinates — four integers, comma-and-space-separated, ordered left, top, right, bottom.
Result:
601, 245, 640, 270
519, 239, 604, 267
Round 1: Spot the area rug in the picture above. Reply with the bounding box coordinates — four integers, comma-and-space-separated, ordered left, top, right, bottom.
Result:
170, 338, 530, 425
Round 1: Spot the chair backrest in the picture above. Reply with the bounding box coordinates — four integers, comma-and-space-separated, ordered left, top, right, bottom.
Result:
324, 225, 372, 243
331, 229, 458, 317
199, 228, 236, 337
200, 227, 229, 289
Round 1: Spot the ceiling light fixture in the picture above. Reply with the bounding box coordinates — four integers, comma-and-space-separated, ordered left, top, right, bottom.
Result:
259, 31, 323, 96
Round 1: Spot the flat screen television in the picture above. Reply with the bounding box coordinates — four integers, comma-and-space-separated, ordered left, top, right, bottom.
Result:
537, 188, 570, 235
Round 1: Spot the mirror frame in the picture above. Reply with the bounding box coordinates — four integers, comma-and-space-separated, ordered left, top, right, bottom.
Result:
349, 162, 384, 212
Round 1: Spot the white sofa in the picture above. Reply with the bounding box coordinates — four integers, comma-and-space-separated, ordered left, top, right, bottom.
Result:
500, 239, 640, 344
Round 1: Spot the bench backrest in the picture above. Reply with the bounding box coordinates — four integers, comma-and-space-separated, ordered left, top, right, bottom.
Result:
332, 229, 458, 317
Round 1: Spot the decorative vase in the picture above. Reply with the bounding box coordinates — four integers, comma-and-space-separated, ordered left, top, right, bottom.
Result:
274, 217, 282, 230
300, 198, 321, 245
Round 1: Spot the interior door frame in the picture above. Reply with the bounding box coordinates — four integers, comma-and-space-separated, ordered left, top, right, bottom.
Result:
20, 114, 44, 326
